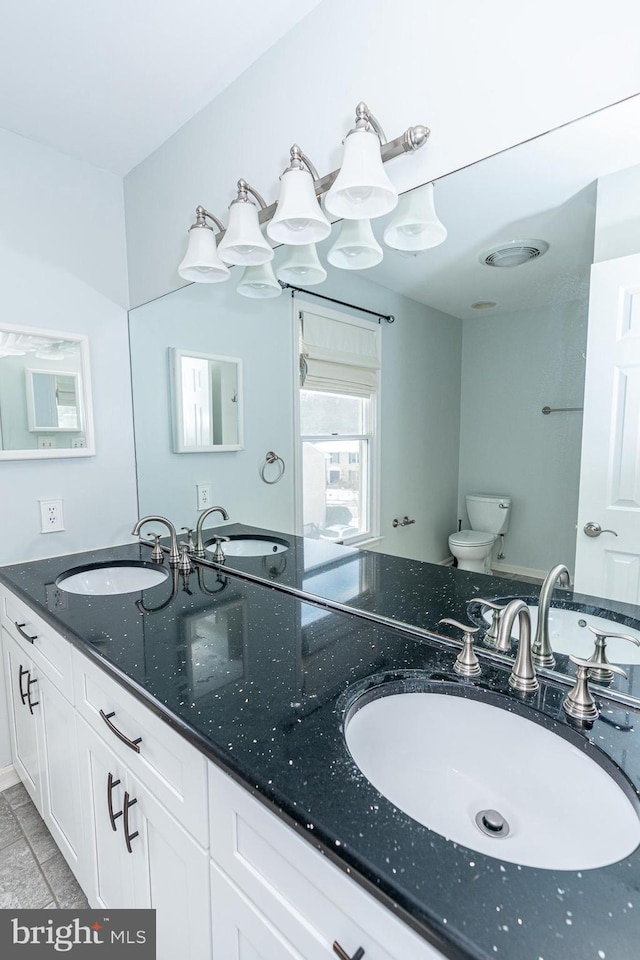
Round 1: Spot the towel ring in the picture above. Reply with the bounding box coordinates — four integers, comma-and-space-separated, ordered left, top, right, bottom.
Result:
260, 451, 285, 484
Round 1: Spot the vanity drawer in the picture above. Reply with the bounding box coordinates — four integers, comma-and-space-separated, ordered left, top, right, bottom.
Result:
208, 762, 442, 960
73, 649, 208, 846
1, 588, 73, 701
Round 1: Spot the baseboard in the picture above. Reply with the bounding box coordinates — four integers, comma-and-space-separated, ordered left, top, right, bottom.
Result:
0, 764, 20, 792
491, 561, 549, 581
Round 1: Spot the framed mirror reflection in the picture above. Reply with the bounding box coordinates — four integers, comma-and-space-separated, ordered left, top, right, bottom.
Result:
169, 348, 243, 452
0, 325, 95, 459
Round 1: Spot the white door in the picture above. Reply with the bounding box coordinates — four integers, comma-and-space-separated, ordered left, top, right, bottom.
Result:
575, 253, 640, 602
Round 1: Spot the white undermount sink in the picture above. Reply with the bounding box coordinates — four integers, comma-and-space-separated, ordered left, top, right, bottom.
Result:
206, 535, 289, 557
56, 562, 169, 596
482, 605, 640, 664
345, 690, 640, 870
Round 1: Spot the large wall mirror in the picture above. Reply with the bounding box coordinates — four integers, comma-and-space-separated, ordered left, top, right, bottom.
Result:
129, 94, 640, 620
0, 325, 95, 459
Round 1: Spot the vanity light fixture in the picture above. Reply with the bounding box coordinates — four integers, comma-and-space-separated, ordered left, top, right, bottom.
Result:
217, 180, 274, 266
275, 243, 327, 285
327, 219, 383, 270
267, 145, 331, 246
178, 207, 231, 283
383, 182, 447, 251
324, 102, 401, 221
179, 101, 432, 286
236, 262, 282, 299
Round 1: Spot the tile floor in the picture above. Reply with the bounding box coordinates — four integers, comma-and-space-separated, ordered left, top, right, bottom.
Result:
0, 781, 88, 910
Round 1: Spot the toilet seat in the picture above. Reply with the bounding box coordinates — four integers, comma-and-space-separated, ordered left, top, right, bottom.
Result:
449, 529, 496, 548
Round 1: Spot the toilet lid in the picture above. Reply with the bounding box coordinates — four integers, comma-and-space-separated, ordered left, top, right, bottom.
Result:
449, 529, 496, 547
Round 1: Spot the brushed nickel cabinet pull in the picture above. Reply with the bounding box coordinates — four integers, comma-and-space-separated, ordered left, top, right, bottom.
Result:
333, 943, 365, 960
123, 791, 139, 853
99, 709, 142, 753
107, 772, 122, 832
15, 621, 37, 643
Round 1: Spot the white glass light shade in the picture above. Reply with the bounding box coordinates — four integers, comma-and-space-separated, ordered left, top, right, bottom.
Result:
275, 244, 327, 285
326, 219, 383, 271
178, 225, 231, 283
324, 129, 398, 220
383, 183, 447, 251
218, 201, 274, 266
267, 168, 331, 246
237, 262, 282, 299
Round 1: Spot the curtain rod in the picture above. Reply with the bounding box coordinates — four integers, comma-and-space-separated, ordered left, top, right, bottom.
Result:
280, 282, 395, 324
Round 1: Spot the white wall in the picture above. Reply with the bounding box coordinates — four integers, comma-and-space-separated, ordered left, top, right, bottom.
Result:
0, 127, 138, 565
458, 299, 588, 575
124, 0, 640, 307
594, 163, 640, 262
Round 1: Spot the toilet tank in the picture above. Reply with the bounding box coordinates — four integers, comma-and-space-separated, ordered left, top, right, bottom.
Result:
466, 494, 511, 535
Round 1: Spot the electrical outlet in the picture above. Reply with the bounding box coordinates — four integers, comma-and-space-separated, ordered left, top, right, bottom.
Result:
196, 483, 212, 510
45, 582, 68, 610
38, 436, 55, 449
39, 498, 64, 533
71, 437, 86, 449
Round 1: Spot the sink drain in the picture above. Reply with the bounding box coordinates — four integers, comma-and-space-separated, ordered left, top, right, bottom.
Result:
475, 809, 510, 839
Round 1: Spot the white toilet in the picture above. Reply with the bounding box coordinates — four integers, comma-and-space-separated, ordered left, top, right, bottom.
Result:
449, 494, 511, 574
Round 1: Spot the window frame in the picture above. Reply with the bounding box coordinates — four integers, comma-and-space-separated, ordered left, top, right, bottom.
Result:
292, 299, 381, 547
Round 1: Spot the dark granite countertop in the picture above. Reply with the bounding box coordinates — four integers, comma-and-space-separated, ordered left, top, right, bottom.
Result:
2, 540, 640, 960
196, 523, 640, 702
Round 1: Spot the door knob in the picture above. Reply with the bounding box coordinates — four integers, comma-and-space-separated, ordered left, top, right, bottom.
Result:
584, 522, 618, 538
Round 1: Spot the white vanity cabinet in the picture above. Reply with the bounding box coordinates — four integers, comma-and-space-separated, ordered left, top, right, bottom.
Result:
2, 628, 42, 807
1, 593, 82, 882
208, 763, 446, 960
76, 716, 211, 960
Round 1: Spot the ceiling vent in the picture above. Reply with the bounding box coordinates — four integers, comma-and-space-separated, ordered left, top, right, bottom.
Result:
481, 239, 549, 268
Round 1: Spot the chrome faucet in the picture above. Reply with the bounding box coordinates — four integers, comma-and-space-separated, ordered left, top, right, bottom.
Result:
498, 599, 539, 693
532, 563, 571, 669
194, 506, 230, 557
132, 515, 180, 565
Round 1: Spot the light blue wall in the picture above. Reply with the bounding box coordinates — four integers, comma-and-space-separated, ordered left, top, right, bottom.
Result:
130, 266, 463, 564
458, 298, 588, 575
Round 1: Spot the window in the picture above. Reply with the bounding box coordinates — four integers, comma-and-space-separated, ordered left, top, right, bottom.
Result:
297, 307, 380, 545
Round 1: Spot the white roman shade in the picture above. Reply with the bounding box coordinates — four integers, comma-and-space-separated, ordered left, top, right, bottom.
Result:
300, 310, 380, 395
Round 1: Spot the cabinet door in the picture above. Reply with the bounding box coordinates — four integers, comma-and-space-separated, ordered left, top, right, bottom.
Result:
77, 717, 211, 960
125, 776, 211, 960
211, 862, 302, 960
76, 717, 142, 909
2, 629, 41, 807
37, 673, 83, 881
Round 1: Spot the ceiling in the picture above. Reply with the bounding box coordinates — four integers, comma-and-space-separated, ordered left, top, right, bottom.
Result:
351, 95, 640, 321
0, 0, 323, 175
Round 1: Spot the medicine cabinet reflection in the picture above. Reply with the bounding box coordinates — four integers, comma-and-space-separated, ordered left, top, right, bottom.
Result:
170, 348, 243, 453
0, 325, 95, 459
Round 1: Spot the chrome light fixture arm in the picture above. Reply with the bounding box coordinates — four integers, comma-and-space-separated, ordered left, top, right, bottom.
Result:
235, 178, 268, 210
286, 144, 321, 183
192, 205, 226, 233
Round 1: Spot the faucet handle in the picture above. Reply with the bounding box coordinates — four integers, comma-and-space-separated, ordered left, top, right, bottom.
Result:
563, 656, 628, 722
473, 599, 507, 649
181, 527, 196, 551
147, 533, 164, 565
210, 536, 230, 564
585, 625, 638, 683
438, 618, 481, 678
